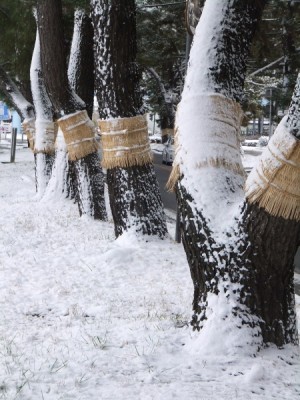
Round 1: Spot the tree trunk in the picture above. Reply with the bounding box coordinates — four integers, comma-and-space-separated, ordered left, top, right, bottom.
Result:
145, 67, 175, 143
242, 74, 300, 345
173, 0, 272, 351
30, 23, 55, 196
68, 9, 95, 119
37, 0, 107, 220
92, 0, 167, 237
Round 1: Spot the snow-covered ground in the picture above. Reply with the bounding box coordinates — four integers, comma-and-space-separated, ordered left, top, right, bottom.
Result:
0, 145, 299, 399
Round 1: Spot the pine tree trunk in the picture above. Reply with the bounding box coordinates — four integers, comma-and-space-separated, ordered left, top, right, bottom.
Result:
37, 0, 107, 220
92, 0, 167, 237
30, 23, 55, 196
174, 0, 277, 350
242, 203, 300, 345
241, 74, 300, 345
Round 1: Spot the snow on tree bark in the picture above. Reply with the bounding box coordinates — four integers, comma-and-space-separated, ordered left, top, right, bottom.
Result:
30, 23, 55, 197
173, 0, 269, 351
68, 9, 95, 120
91, 0, 167, 238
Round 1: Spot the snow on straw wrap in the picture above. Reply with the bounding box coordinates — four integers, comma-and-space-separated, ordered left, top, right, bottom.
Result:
245, 117, 300, 221
22, 118, 35, 152
57, 110, 99, 161
167, 94, 245, 191
34, 120, 56, 155
98, 115, 153, 169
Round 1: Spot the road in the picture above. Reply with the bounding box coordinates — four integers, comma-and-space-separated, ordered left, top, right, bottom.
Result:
152, 148, 263, 212
153, 152, 176, 212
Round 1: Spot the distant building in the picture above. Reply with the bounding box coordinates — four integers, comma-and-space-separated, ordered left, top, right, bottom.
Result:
0, 101, 10, 121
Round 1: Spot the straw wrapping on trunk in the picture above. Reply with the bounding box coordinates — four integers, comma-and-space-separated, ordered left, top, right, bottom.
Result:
34, 120, 56, 155
167, 94, 244, 191
245, 117, 300, 221
98, 115, 152, 169
22, 118, 35, 152
57, 110, 99, 161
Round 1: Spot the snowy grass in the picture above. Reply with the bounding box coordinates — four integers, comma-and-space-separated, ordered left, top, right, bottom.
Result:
0, 147, 299, 399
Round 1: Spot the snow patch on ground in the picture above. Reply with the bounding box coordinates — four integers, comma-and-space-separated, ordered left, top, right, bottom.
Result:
0, 147, 299, 399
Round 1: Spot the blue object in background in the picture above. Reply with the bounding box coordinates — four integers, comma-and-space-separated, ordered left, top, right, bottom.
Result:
12, 110, 22, 136
0, 101, 10, 121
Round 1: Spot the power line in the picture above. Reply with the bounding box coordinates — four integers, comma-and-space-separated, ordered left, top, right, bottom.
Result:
138, 2, 186, 9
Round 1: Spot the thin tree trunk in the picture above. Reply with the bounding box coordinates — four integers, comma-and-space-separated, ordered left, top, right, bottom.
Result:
37, 0, 107, 220
30, 22, 55, 196
92, 0, 167, 237
145, 67, 175, 143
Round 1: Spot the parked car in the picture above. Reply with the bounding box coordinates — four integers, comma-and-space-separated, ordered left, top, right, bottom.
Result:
149, 133, 162, 143
162, 137, 175, 165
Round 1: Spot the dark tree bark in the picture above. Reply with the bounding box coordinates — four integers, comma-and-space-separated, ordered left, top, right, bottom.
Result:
173, 0, 291, 350
37, 0, 107, 220
36, 0, 84, 118
68, 9, 95, 119
242, 74, 300, 345
91, 0, 167, 237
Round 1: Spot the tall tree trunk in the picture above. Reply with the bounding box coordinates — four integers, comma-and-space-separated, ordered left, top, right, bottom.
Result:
243, 74, 300, 346
30, 23, 55, 196
172, 0, 269, 351
37, 0, 107, 220
145, 67, 175, 143
91, 0, 167, 237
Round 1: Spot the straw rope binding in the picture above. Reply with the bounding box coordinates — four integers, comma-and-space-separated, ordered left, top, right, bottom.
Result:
245, 118, 300, 221
22, 118, 35, 152
167, 94, 244, 191
98, 115, 152, 169
57, 110, 99, 161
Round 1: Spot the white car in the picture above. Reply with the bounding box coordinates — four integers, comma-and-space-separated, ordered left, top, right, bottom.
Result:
162, 137, 175, 165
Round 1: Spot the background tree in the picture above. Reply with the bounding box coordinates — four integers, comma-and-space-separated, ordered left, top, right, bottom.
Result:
136, 0, 186, 140
244, 0, 300, 125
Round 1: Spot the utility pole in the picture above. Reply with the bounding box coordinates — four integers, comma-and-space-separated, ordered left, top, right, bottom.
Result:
10, 128, 17, 163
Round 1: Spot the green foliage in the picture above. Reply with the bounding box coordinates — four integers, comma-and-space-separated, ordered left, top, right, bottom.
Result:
136, 1, 186, 125
0, 0, 36, 92
245, 0, 300, 118
0, 0, 89, 103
